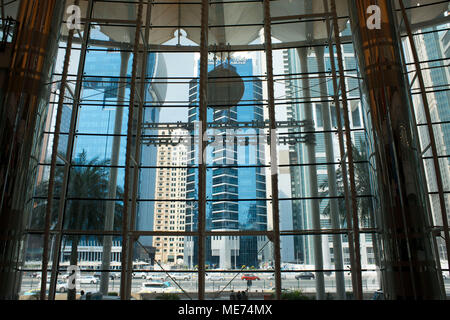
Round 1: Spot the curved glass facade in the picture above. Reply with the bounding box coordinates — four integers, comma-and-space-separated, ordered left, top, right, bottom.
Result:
0, 0, 448, 300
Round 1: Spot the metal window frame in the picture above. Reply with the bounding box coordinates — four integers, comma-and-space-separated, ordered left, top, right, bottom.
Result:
29, 0, 449, 301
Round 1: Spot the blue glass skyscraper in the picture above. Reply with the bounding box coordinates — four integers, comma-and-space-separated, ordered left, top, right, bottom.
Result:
57, 28, 167, 257
185, 58, 268, 269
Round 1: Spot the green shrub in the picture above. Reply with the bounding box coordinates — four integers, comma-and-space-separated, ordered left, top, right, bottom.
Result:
272, 290, 313, 300
107, 292, 119, 296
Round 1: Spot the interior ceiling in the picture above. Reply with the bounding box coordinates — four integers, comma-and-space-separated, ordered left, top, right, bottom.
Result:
55, 0, 448, 47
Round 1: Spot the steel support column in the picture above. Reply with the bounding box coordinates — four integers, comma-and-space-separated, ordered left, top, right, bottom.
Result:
398, 0, 450, 288
197, 0, 209, 301
330, 0, 363, 300
314, 44, 346, 300
297, 47, 325, 300
0, 0, 4, 22
120, 0, 144, 300
42, 3, 77, 299
49, 0, 94, 301
263, 0, 282, 301
125, 0, 153, 301
323, 0, 360, 300
0, 0, 65, 300
348, 0, 443, 299
100, 50, 130, 296
46, 0, 85, 301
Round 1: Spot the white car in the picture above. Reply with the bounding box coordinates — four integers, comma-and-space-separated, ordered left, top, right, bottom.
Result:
167, 274, 192, 281
59, 273, 71, 281
145, 274, 166, 281
80, 276, 98, 284
140, 281, 176, 293
206, 274, 225, 281
133, 272, 148, 279
37, 272, 68, 281
56, 281, 69, 293
36, 273, 50, 281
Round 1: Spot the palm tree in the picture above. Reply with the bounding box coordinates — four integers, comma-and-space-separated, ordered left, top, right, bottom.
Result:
319, 138, 383, 283
319, 139, 374, 228
32, 150, 123, 300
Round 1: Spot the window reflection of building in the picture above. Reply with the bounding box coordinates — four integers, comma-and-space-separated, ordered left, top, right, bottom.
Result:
31, 36, 167, 267
405, 24, 450, 261
152, 130, 187, 265
185, 57, 268, 270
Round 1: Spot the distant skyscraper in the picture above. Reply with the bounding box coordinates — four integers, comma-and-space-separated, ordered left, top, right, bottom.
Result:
185, 56, 268, 269
283, 38, 375, 267
152, 130, 187, 265
37, 28, 168, 265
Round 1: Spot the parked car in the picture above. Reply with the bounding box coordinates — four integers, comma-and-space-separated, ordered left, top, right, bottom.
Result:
37, 272, 68, 281
133, 272, 148, 279
56, 281, 69, 293
241, 274, 260, 281
59, 273, 70, 281
139, 281, 176, 293
93, 272, 121, 280
295, 272, 315, 280
206, 274, 225, 281
166, 273, 192, 281
36, 273, 50, 281
80, 276, 98, 284
145, 273, 166, 281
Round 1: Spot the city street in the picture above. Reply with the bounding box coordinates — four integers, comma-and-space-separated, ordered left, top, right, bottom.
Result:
21, 273, 450, 298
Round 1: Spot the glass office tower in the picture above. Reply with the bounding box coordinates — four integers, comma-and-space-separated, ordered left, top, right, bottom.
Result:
185, 57, 268, 270
31, 28, 167, 266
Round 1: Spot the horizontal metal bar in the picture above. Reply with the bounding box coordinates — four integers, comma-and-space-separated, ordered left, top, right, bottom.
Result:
81, 18, 138, 25
142, 120, 310, 130
22, 228, 379, 237
271, 12, 331, 22
280, 228, 378, 236
61, 34, 354, 53
31, 194, 376, 202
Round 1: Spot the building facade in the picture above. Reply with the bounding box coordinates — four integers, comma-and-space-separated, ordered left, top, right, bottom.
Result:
30, 28, 167, 267
185, 57, 269, 270
152, 130, 187, 265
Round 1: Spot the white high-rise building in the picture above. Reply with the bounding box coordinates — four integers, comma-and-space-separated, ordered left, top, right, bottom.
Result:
152, 130, 188, 265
